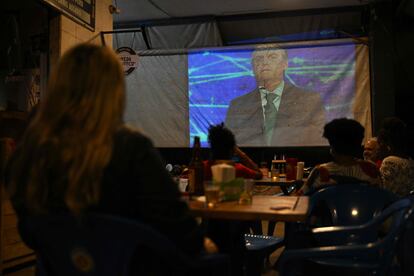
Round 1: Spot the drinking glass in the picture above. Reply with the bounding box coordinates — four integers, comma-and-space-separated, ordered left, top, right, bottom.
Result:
204, 181, 220, 208
239, 179, 254, 205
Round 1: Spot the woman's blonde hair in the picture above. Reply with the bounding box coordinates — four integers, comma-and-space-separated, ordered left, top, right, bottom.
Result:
9, 44, 125, 214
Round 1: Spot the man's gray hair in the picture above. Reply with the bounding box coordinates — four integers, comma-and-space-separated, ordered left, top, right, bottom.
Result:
251, 44, 288, 61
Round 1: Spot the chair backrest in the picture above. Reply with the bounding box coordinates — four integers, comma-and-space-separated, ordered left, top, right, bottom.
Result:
21, 214, 211, 276
279, 197, 413, 276
307, 182, 397, 227
395, 195, 414, 275
361, 197, 413, 274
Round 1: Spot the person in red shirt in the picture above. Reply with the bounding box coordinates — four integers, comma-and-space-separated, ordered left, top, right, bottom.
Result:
203, 124, 262, 273
203, 123, 262, 180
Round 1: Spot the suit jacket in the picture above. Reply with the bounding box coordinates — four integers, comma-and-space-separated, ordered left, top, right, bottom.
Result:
225, 83, 326, 146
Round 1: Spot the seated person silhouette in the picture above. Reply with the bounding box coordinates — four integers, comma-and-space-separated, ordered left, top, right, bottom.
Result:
204, 123, 262, 180
203, 124, 263, 273
297, 118, 380, 195
6, 44, 215, 274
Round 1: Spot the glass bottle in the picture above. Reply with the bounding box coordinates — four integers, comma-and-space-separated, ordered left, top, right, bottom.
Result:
188, 136, 204, 195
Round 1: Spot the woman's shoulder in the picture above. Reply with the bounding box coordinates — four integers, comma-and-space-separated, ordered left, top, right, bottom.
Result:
312, 163, 332, 182
116, 125, 152, 143
114, 126, 155, 153
317, 162, 339, 173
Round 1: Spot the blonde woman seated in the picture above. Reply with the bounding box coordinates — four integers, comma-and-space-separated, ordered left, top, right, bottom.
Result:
297, 118, 381, 195
5, 44, 214, 265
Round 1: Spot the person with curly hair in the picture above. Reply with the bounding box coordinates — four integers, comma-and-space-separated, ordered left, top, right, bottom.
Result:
298, 118, 380, 194
204, 123, 262, 180
203, 124, 263, 273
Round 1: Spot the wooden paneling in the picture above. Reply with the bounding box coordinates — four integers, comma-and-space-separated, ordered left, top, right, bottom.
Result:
1, 199, 35, 273
3, 226, 22, 245
3, 243, 33, 261
3, 200, 16, 215
2, 215, 17, 229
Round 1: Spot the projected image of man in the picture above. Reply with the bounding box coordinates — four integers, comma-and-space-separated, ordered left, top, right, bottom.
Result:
225, 45, 326, 146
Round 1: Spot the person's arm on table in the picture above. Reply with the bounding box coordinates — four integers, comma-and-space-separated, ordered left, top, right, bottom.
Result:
234, 147, 262, 179
234, 146, 260, 171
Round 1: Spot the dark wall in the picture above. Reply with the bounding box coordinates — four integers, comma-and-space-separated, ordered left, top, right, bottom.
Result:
369, 2, 395, 133
369, 0, 414, 157
0, 1, 49, 111
394, 8, 414, 158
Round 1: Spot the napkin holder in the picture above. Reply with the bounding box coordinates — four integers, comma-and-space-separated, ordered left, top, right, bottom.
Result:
211, 163, 243, 201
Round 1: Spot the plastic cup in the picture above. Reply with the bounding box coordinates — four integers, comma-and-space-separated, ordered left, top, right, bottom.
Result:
178, 178, 188, 192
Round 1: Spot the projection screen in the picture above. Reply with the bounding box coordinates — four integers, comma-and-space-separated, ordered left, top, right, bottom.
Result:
123, 40, 372, 147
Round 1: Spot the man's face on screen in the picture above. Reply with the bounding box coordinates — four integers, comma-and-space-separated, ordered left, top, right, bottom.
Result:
252, 50, 288, 85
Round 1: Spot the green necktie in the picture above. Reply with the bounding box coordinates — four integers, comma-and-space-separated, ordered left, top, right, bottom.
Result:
264, 93, 278, 145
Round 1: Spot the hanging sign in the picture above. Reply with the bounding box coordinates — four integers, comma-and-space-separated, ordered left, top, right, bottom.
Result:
41, 0, 95, 31
116, 47, 139, 76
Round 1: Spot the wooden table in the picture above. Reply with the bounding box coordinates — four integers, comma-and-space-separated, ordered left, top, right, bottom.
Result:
254, 178, 295, 186
254, 179, 300, 195
189, 195, 309, 222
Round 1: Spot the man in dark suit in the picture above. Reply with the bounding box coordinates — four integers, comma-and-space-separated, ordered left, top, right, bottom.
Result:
225, 45, 326, 146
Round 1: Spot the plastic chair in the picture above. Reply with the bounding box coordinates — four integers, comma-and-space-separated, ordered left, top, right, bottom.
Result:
244, 181, 302, 275
246, 180, 302, 274
283, 182, 398, 253
395, 192, 414, 275
269, 178, 373, 236
244, 233, 284, 275
308, 182, 397, 226
19, 213, 230, 276
278, 197, 413, 276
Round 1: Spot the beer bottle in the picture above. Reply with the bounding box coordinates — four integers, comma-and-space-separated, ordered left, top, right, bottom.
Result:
188, 136, 204, 195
